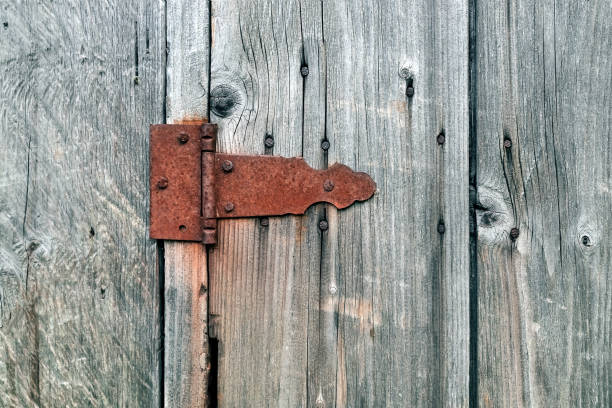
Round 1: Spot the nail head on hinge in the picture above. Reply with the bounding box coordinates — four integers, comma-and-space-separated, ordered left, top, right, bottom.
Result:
321, 140, 330, 151
510, 227, 520, 240
157, 177, 168, 189
222, 160, 234, 172
264, 134, 275, 148
178, 132, 189, 144
224, 202, 235, 213
323, 179, 335, 192
319, 220, 329, 231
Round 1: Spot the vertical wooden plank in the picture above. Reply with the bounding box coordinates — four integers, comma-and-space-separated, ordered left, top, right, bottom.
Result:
208, 1, 314, 406
0, 1, 164, 406
208, 1, 469, 408
474, 0, 611, 406
323, 0, 469, 406
164, 1, 211, 407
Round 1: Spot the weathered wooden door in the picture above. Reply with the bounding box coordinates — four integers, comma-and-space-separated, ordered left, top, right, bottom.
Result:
0, 0, 609, 407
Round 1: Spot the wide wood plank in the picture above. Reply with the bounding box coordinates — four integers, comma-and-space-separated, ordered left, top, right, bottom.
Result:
474, 0, 611, 406
164, 1, 211, 407
208, 0, 470, 406
323, 1, 470, 406
208, 1, 316, 406
0, 1, 164, 406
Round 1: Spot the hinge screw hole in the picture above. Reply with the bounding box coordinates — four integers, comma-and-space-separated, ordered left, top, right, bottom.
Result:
179, 225, 187, 231
323, 180, 335, 192
222, 160, 234, 172
157, 177, 168, 189
178, 132, 189, 144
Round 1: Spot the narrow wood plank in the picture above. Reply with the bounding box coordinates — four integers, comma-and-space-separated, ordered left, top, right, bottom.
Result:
0, 1, 164, 406
323, 0, 470, 406
474, 0, 611, 406
164, 243, 209, 408
208, 1, 470, 407
164, 1, 211, 407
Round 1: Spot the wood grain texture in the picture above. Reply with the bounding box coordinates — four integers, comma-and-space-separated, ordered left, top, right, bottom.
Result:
208, 1, 317, 406
164, 1, 211, 407
207, 0, 470, 406
324, 1, 469, 406
474, 0, 611, 406
163, 242, 209, 408
0, 1, 164, 406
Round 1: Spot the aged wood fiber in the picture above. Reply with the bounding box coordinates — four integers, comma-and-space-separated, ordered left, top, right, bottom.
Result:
164, 0, 212, 407
207, 0, 469, 406
474, 0, 611, 406
0, 1, 164, 406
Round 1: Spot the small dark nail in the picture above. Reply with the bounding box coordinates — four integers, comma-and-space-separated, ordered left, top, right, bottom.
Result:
319, 220, 329, 231
222, 160, 234, 172
503, 139, 512, 148
437, 133, 446, 145
323, 180, 335, 192
300, 65, 309, 77
264, 134, 275, 148
406, 86, 415, 98
510, 227, 520, 240
178, 132, 189, 144
224, 202, 235, 213
260, 217, 269, 227
437, 221, 446, 234
157, 177, 168, 189
321, 140, 330, 151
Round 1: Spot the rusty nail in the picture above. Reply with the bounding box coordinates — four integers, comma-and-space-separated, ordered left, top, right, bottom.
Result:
319, 220, 328, 231
437, 221, 445, 234
321, 140, 330, 151
224, 202, 235, 213
323, 180, 335, 192
300, 65, 309, 77
222, 160, 234, 172
260, 217, 269, 227
157, 177, 168, 190
504, 139, 512, 148
406, 86, 415, 98
437, 133, 446, 145
510, 227, 520, 240
178, 132, 189, 144
264, 134, 275, 148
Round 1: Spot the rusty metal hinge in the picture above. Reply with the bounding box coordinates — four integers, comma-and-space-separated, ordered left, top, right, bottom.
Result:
150, 124, 376, 244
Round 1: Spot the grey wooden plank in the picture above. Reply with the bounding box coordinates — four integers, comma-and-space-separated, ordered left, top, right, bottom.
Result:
323, 1, 470, 406
208, 0, 470, 407
0, 1, 164, 406
164, 242, 209, 408
164, 1, 211, 407
207, 1, 316, 406
474, 0, 611, 406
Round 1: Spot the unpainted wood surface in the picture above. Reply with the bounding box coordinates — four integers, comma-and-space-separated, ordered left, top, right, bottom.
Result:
164, 1, 211, 407
207, 0, 470, 406
474, 0, 611, 406
0, 1, 164, 406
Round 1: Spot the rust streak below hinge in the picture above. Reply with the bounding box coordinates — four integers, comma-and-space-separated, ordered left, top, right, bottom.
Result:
150, 124, 376, 245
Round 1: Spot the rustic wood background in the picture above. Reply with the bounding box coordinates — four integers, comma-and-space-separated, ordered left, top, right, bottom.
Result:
0, 1, 609, 408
